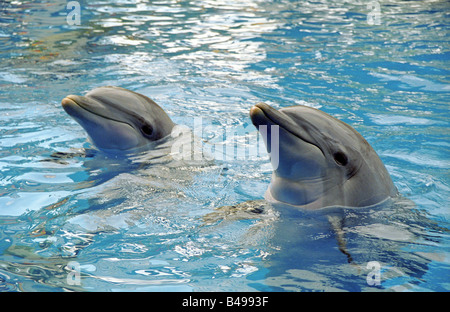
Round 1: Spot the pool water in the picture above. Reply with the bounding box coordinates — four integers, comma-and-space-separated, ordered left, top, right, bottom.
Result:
0, 0, 449, 292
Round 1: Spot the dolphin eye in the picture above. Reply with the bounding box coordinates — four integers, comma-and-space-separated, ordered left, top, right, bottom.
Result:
333, 151, 348, 166
141, 124, 153, 136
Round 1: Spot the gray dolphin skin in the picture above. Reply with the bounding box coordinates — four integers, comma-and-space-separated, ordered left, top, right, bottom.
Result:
61, 86, 175, 152
250, 102, 398, 210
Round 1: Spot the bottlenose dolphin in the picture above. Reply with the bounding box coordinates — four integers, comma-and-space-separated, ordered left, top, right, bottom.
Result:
250, 102, 398, 210
61, 86, 175, 153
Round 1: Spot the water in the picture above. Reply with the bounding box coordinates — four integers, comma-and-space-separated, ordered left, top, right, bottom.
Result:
0, 0, 449, 292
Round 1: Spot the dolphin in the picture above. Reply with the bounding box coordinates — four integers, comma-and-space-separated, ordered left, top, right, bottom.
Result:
61, 86, 175, 153
250, 102, 398, 210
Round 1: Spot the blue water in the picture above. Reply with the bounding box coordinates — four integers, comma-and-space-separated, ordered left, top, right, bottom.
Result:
0, 0, 449, 292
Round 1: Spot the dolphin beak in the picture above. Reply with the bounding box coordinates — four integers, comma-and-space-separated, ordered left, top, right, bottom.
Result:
250, 102, 320, 151
249, 104, 266, 127
250, 102, 293, 130
61, 95, 78, 108
61, 95, 85, 118
61, 94, 110, 121
249, 102, 279, 128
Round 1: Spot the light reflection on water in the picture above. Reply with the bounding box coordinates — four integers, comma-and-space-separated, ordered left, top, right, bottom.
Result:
0, 0, 449, 291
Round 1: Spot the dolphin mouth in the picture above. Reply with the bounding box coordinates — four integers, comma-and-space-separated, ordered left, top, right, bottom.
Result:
250, 102, 301, 136
61, 95, 126, 124
250, 102, 318, 148
61, 95, 142, 151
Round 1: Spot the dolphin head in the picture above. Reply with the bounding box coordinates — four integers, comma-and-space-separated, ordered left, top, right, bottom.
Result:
62, 86, 175, 152
250, 102, 397, 209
